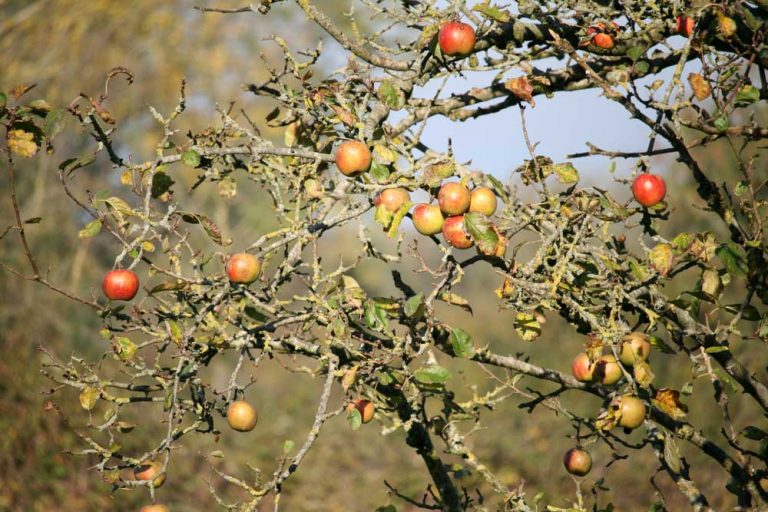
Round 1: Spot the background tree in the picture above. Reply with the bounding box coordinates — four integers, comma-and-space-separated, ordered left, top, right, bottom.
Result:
1, 0, 767, 511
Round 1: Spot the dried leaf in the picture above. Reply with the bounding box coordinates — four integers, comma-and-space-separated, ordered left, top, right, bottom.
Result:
505, 76, 535, 106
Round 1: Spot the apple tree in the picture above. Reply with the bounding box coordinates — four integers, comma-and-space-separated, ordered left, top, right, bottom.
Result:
2, 1, 768, 511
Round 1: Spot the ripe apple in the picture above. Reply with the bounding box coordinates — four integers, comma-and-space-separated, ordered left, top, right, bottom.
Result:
469, 187, 497, 216
226, 253, 262, 284
619, 333, 651, 366
438, 182, 471, 216
348, 399, 375, 424
134, 461, 166, 488
632, 173, 666, 207
375, 188, 411, 213
571, 353, 594, 383
563, 448, 592, 476
442, 215, 473, 249
140, 506, 170, 512
438, 21, 476, 57
592, 33, 614, 49
594, 355, 622, 385
102, 269, 140, 301
412, 203, 444, 235
618, 395, 646, 429
227, 400, 258, 432
676, 15, 694, 37
335, 140, 371, 177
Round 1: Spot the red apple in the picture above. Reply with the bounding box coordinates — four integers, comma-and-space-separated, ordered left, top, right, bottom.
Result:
438, 21, 476, 57
140, 506, 170, 512
676, 15, 694, 37
227, 400, 258, 432
375, 188, 411, 213
335, 140, 371, 177
348, 399, 375, 424
102, 269, 140, 301
442, 215, 473, 249
226, 253, 262, 284
134, 461, 166, 488
438, 182, 471, 216
412, 204, 444, 235
632, 173, 666, 207
592, 33, 614, 49
618, 395, 646, 429
469, 186, 497, 216
594, 355, 622, 385
571, 353, 594, 383
563, 448, 592, 476
619, 333, 651, 366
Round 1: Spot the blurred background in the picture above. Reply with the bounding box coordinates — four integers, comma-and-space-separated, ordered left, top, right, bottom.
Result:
0, 1, 765, 510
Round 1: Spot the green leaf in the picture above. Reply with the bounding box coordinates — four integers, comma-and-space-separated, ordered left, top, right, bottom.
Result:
713, 112, 729, 133
0, 92, 7, 111
370, 161, 391, 184
449, 327, 475, 358
551, 162, 579, 184
716, 243, 747, 278
377, 80, 406, 110
464, 212, 499, 255
149, 281, 188, 295
413, 365, 451, 385
514, 312, 541, 341
347, 408, 362, 430
363, 300, 388, 330
59, 153, 96, 175
626, 46, 646, 61
151, 171, 175, 198
387, 201, 413, 238
713, 368, 740, 392
422, 162, 455, 188
283, 440, 295, 453
115, 336, 137, 360
472, 4, 511, 22
78, 219, 102, 239
634, 61, 650, 74
374, 203, 395, 229
181, 149, 201, 168
741, 426, 768, 440
735, 85, 759, 106
704, 345, 729, 354
404, 293, 424, 318
43, 109, 66, 138
670, 232, 694, 254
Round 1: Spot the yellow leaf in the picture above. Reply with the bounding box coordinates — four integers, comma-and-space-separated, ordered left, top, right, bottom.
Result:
79, 386, 100, 411
8, 129, 38, 158
688, 73, 711, 101
120, 170, 134, 186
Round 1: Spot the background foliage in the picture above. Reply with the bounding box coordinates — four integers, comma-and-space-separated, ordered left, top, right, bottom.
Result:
1, 1, 767, 511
